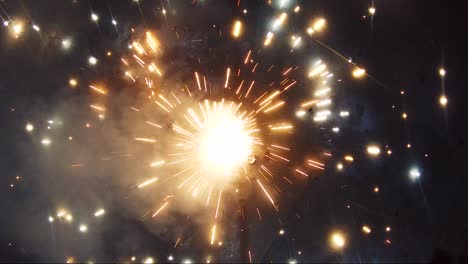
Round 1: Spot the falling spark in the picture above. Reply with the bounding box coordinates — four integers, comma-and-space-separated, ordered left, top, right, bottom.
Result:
94, 209, 105, 217
257, 179, 277, 210
352, 67, 366, 78
264, 32, 274, 46
88, 56, 98, 65
330, 231, 346, 249
270, 124, 293, 131
224, 68, 231, 88
439, 95, 448, 107
135, 138, 157, 143
152, 202, 169, 217
439, 68, 446, 77
25, 123, 34, 132
210, 224, 217, 245
367, 145, 381, 156
138, 178, 159, 188
69, 78, 78, 87
312, 18, 326, 31
232, 20, 243, 38
362, 225, 372, 234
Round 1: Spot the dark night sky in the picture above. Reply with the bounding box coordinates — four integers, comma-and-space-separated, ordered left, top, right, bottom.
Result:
1, 0, 467, 263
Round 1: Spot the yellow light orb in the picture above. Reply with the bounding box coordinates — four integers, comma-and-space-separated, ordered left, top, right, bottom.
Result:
367, 145, 381, 156
312, 18, 326, 31
25, 123, 34, 132
352, 67, 366, 78
69, 78, 78, 87
439, 95, 448, 107
231, 20, 243, 39
329, 231, 346, 249
362, 225, 372, 234
439, 68, 446, 77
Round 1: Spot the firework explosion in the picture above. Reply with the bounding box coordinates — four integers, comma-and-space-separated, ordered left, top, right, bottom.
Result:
1, 0, 457, 263
95, 26, 328, 246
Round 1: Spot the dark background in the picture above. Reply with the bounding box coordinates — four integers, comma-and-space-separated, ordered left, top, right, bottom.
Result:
1, 0, 467, 262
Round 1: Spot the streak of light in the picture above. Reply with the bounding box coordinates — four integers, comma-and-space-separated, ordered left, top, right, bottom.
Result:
224, 68, 231, 88
260, 91, 280, 105
210, 224, 216, 245
316, 99, 331, 107
339, 111, 349, 117
232, 20, 243, 38
215, 191, 222, 219
312, 18, 326, 31
94, 209, 105, 217
314, 87, 331, 97
308, 64, 327, 77
295, 169, 308, 177
91, 13, 99, 22
352, 67, 366, 78
195, 72, 202, 90
301, 100, 318, 107
264, 32, 274, 46
245, 81, 255, 98
271, 144, 290, 150
90, 105, 105, 111
138, 178, 158, 188
89, 85, 106, 94
244, 50, 251, 64
152, 202, 169, 217
344, 155, 354, 162
270, 152, 290, 162
156, 101, 170, 112
272, 13, 287, 30
367, 145, 381, 156
135, 138, 157, 143
256, 179, 277, 210
263, 101, 285, 113
41, 138, 52, 146
296, 110, 306, 117
362, 225, 372, 234
146, 121, 162, 128
256, 208, 262, 221
150, 160, 165, 167
270, 124, 293, 131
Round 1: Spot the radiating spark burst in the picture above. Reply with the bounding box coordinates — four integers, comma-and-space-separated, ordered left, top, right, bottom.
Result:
74, 15, 337, 243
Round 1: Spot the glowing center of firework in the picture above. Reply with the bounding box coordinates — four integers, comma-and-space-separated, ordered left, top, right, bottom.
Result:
198, 105, 254, 181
